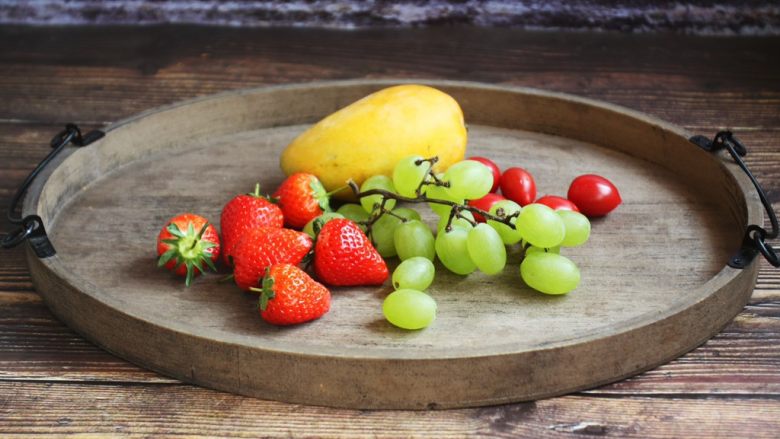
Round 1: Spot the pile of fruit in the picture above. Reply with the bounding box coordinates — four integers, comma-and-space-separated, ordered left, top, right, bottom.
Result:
155, 84, 621, 330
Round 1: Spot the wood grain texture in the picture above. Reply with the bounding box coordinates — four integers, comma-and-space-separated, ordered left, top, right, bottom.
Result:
1, 25, 779, 434
19, 81, 762, 408
1, 382, 779, 438
1, 27, 779, 126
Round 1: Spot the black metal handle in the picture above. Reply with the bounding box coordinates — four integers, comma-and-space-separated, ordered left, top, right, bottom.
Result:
690, 131, 779, 268
1, 123, 104, 258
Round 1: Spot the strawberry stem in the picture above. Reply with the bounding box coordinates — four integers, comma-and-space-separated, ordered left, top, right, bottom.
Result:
218, 273, 235, 284
326, 184, 349, 197
310, 177, 331, 211
253, 267, 276, 311
196, 222, 210, 239
157, 220, 218, 287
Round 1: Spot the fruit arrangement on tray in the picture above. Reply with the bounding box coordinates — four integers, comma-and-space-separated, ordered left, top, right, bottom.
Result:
156, 84, 621, 330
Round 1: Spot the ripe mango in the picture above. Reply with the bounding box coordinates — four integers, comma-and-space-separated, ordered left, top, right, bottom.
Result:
280, 84, 467, 199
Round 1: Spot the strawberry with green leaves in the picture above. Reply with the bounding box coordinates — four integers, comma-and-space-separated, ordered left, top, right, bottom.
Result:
231, 226, 313, 291
251, 264, 331, 325
313, 218, 389, 286
156, 213, 220, 286
220, 183, 283, 265
272, 173, 330, 229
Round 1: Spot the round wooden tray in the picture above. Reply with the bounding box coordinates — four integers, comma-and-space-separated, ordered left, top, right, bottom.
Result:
24, 80, 760, 409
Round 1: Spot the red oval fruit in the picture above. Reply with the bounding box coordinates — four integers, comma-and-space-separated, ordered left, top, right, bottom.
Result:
468, 156, 501, 193
535, 195, 580, 212
500, 167, 536, 206
567, 174, 621, 217
468, 193, 506, 222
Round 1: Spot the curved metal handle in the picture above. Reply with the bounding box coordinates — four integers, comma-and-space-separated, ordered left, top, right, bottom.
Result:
1, 124, 104, 258
690, 131, 779, 268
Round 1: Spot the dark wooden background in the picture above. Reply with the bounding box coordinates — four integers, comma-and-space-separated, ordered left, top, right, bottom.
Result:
1, 25, 779, 437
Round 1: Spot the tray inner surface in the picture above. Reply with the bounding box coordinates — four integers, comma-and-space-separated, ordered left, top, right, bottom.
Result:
48, 124, 738, 357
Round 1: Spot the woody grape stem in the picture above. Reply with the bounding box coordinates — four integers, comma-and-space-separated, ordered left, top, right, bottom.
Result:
346, 159, 518, 233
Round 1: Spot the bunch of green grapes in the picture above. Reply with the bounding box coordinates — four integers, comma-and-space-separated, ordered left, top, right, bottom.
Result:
352, 155, 594, 330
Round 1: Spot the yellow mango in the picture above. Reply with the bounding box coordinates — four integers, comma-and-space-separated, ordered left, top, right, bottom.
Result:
280, 84, 467, 199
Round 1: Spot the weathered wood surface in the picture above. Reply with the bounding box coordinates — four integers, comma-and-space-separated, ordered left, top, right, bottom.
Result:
2, 381, 780, 438
21, 82, 761, 408
1, 25, 779, 434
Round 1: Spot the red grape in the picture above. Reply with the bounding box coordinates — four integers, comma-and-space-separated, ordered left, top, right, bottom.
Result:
567, 174, 621, 217
500, 167, 536, 206
468, 193, 506, 222
535, 195, 579, 212
468, 156, 501, 193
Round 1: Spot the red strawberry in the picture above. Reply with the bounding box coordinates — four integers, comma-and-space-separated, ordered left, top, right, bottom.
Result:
220, 184, 284, 265
313, 218, 388, 286
272, 173, 330, 229
231, 227, 313, 291
251, 264, 331, 326
156, 213, 220, 286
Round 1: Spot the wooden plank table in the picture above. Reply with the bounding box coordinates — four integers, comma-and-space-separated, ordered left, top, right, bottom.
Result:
1, 25, 778, 437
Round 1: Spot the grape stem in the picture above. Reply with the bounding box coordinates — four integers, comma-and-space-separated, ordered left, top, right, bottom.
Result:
361, 204, 408, 240
349, 155, 522, 236
412, 156, 449, 197
347, 182, 517, 234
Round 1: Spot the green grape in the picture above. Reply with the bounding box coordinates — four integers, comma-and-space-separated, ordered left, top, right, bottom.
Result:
392, 257, 435, 290
360, 175, 397, 213
520, 252, 580, 295
525, 245, 561, 255
558, 210, 591, 247
393, 207, 422, 221
371, 214, 401, 257
443, 160, 493, 200
487, 200, 523, 245
435, 228, 477, 275
383, 289, 437, 330
302, 212, 344, 238
370, 207, 422, 258
393, 155, 430, 197
337, 203, 370, 223
466, 223, 507, 275
516, 203, 565, 248
394, 220, 435, 261
425, 180, 463, 217
437, 210, 475, 233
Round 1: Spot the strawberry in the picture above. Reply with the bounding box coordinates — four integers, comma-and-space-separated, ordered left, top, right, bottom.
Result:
251, 264, 331, 325
272, 173, 330, 229
313, 218, 389, 286
156, 213, 220, 286
220, 183, 284, 265
231, 227, 313, 291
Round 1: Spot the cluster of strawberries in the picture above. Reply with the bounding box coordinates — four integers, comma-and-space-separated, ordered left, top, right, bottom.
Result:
155, 173, 388, 326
